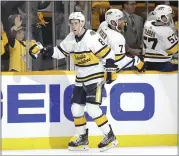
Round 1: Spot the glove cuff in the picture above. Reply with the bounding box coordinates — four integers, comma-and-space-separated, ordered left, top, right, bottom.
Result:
36, 42, 44, 50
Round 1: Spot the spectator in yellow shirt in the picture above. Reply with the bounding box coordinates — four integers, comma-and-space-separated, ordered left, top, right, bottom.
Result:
92, 0, 110, 31
0, 22, 8, 56
8, 15, 42, 72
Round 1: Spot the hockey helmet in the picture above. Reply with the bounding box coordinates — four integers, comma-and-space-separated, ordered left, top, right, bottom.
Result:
154, 5, 174, 24
105, 9, 125, 31
105, 9, 124, 25
69, 12, 85, 26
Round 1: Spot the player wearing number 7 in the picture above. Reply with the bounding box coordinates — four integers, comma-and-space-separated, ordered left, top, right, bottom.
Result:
143, 5, 178, 72
97, 9, 146, 73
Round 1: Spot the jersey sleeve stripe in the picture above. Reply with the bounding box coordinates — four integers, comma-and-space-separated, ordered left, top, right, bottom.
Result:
167, 41, 178, 55
101, 49, 111, 59
115, 54, 125, 62
57, 45, 69, 56
95, 45, 111, 58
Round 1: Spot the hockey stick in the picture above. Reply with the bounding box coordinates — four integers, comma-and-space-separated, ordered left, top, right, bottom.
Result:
84, 58, 135, 93
116, 58, 135, 73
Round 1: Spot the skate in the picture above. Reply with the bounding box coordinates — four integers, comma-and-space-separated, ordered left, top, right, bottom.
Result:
98, 125, 118, 152
68, 129, 89, 151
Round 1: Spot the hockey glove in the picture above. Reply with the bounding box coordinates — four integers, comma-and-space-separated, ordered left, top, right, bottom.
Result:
134, 55, 146, 72
29, 42, 43, 59
40, 45, 54, 60
104, 59, 118, 84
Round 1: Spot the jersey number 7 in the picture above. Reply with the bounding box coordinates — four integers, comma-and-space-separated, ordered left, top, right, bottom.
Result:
143, 36, 158, 50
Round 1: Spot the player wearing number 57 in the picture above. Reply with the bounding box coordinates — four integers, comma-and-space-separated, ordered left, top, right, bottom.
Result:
143, 5, 178, 72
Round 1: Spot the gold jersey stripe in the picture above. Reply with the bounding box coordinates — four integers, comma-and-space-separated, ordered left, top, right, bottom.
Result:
144, 53, 172, 56
75, 63, 99, 67
76, 73, 104, 82
95, 45, 111, 58
167, 42, 178, 55
115, 54, 125, 62
144, 54, 171, 59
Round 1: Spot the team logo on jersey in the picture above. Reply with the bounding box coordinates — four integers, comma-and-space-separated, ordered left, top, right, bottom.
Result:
90, 31, 96, 35
99, 29, 107, 40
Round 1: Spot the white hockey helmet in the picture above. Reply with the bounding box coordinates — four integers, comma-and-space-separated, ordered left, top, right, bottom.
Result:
154, 5, 174, 24
105, 9, 124, 31
69, 12, 85, 26
105, 9, 124, 25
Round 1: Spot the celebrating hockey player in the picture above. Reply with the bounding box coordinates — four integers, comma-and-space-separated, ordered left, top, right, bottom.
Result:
29, 12, 118, 151
97, 9, 146, 72
143, 5, 178, 71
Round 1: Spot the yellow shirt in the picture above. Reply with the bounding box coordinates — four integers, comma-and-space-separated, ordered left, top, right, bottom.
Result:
92, 1, 110, 30
175, 21, 178, 31
1, 32, 8, 55
9, 40, 36, 72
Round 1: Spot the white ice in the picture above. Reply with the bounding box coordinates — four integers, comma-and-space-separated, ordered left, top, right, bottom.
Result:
2, 146, 178, 155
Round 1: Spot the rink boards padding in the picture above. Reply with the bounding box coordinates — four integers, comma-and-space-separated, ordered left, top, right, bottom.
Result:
1, 71, 178, 150
2, 134, 177, 150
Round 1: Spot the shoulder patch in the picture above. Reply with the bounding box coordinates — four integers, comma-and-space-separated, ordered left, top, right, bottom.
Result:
90, 30, 96, 35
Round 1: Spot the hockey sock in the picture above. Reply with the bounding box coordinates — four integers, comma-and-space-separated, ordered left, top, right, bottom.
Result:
74, 115, 87, 135
71, 103, 86, 135
86, 103, 110, 135
93, 114, 110, 135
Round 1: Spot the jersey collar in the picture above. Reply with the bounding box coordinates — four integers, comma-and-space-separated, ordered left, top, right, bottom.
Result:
75, 28, 87, 42
152, 21, 166, 26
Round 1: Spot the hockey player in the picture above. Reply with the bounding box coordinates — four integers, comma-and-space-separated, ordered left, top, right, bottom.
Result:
147, 5, 177, 34
29, 12, 118, 151
97, 9, 146, 72
143, 5, 178, 71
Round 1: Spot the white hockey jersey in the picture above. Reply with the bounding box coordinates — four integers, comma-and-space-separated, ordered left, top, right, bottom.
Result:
146, 11, 177, 34
52, 29, 115, 86
97, 21, 134, 68
143, 20, 178, 62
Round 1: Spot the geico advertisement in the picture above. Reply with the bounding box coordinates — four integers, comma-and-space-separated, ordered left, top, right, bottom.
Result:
1, 74, 177, 137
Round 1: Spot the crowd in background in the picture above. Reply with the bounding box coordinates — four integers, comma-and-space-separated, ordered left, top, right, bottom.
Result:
1, 0, 178, 72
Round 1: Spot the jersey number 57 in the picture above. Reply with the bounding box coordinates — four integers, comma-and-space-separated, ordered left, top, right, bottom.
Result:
167, 33, 178, 44
143, 36, 158, 50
